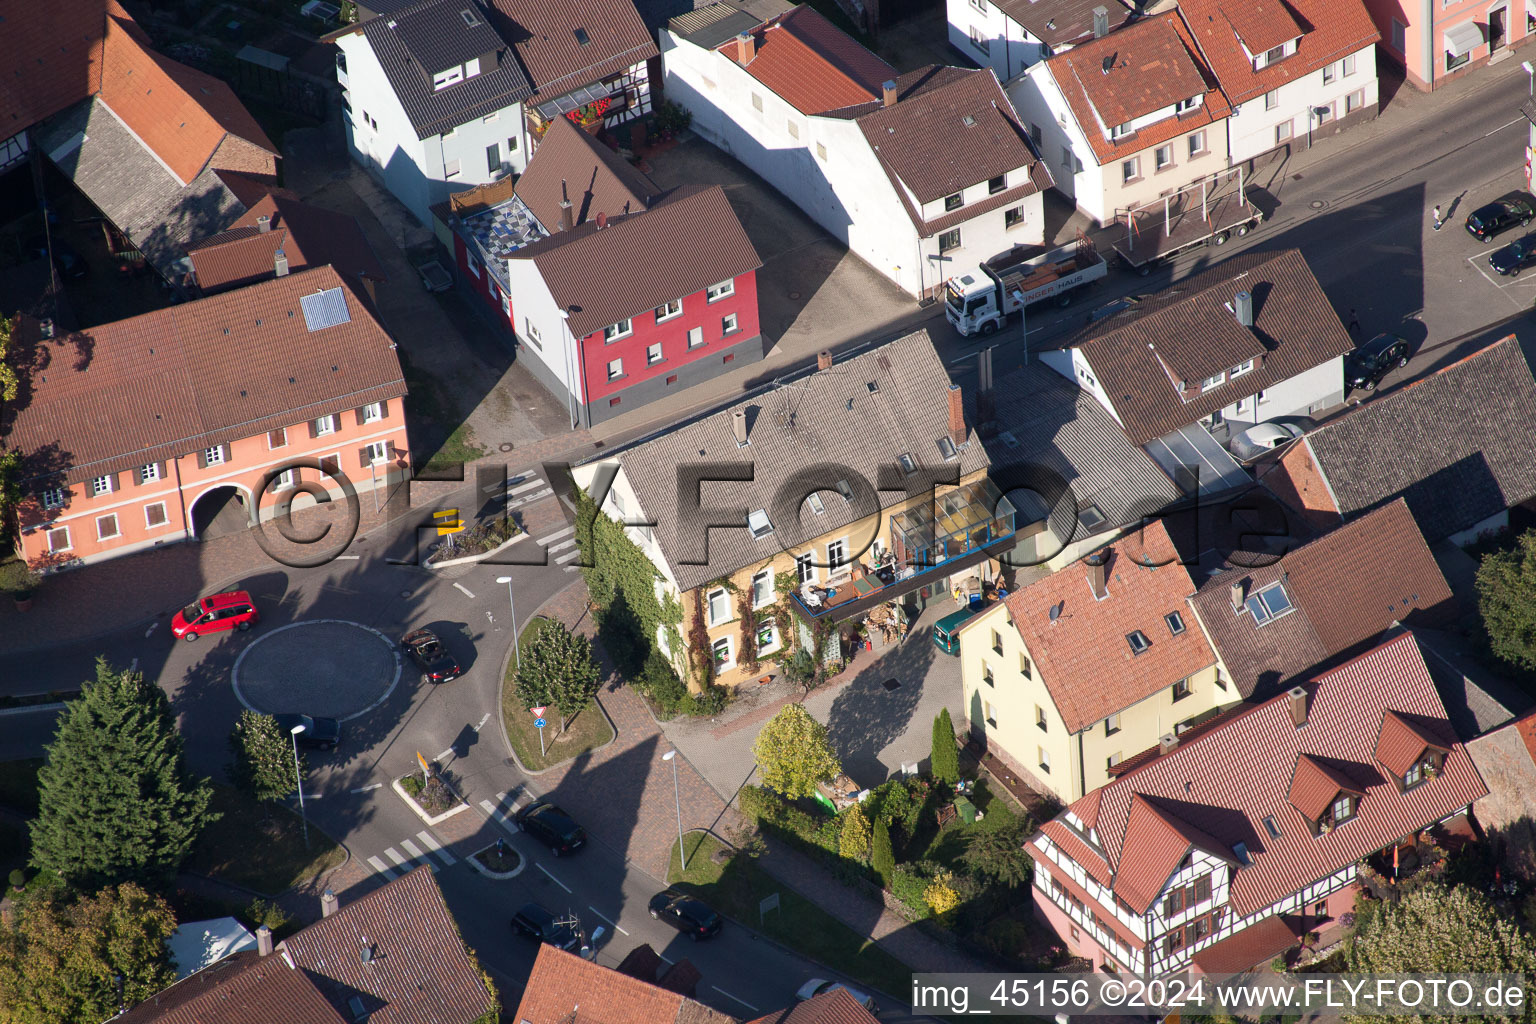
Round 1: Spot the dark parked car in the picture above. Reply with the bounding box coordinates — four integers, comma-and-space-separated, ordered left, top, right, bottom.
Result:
271, 713, 342, 751
510, 903, 583, 951
1465, 194, 1536, 241
1345, 332, 1411, 392
1490, 233, 1536, 275
401, 627, 464, 683
26, 236, 89, 279
515, 799, 586, 856
647, 890, 722, 940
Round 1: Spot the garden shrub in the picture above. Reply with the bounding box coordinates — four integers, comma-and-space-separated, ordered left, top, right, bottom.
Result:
684, 684, 731, 717
890, 864, 933, 918
979, 918, 1033, 962
635, 649, 689, 714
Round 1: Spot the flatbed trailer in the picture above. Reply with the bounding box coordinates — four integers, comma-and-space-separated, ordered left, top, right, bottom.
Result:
1113, 167, 1263, 275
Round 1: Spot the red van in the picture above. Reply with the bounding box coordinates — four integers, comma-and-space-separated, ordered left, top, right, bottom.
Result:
172, 590, 259, 641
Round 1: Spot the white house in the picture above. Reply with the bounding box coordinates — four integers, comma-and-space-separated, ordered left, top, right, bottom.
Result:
947, 0, 1136, 81
663, 2, 1052, 300
1174, 0, 1380, 164
1006, 12, 1233, 227
329, 0, 657, 226
1036, 249, 1352, 494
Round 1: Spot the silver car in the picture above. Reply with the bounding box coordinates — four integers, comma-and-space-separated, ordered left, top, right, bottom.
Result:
796, 979, 878, 1013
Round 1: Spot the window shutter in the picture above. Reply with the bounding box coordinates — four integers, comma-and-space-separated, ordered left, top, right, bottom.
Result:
387, 440, 398, 458
221, 444, 231, 464
110, 472, 121, 492
308, 419, 319, 439
197, 449, 208, 470
156, 461, 167, 483
358, 446, 370, 467
379, 400, 389, 420
355, 407, 367, 427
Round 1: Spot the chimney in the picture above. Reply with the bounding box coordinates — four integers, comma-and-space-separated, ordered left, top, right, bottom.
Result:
1092, 5, 1109, 37
1159, 732, 1179, 755
732, 408, 749, 446
1229, 580, 1246, 612
256, 925, 273, 956
1086, 549, 1109, 599
321, 889, 339, 918
1234, 290, 1254, 327
596, 211, 607, 230
882, 79, 898, 107
1287, 686, 1309, 727
256, 214, 271, 233
274, 249, 289, 277
735, 30, 755, 63
559, 199, 573, 232
817, 349, 833, 371
947, 383, 965, 445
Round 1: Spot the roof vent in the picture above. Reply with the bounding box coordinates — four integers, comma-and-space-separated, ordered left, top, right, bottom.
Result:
38, 318, 53, 339
1092, 5, 1109, 37
274, 249, 289, 277
461, 8, 479, 26
321, 889, 339, 917
1159, 732, 1178, 755
1287, 685, 1308, 728
962, 114, 975, 126
1234, 290, 1254, 327
386, 18, 397, 27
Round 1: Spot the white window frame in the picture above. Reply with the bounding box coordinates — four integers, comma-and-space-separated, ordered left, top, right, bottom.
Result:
747, 508, 774, 538
204, 446, 226, 467
1121, 157, 1139, 184
647, 343, 664, 365
712, 635, 735, 671
465, 56, 481, 78
268, 426, 288, 450
273, 468, 297, 492
1188, 131, 1206, 158
1276, 119, 1293, 143
361, 401, 384, 423
1322, 62, 1336, 84
706, 279, 735, 302
96, 513, 120, 540
47, 525, 71, 552
1343, 53, 1357, 76
722, 312, 740, 334
145, 501, 169, 529
1264, 89, 1279, 111
752, 569, 775, 609
655, 299, 682, 323
1231, 359, 1254, 377
756, 621, 779, 655
938, 228, 962, 253
687, 326, 704, 348
1154, 144, 1173, 170
315, 414, 338, 436
795, 552, 817, 584
433, 66, 464, 90
1111, 122, 1133, 139
91, 475, 113, 497
826, 538, 848, 571
139, 463, 161, 484
445, 158, 462, 179
604, 319, 633, 342
42, 487, 65, 510
706, 587, 731, 626
363, 441, 390, 465
1200, 371, 1226, 391
606, 358, 624, 381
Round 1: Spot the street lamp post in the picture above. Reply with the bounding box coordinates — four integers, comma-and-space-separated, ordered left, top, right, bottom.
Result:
496, 576, 520, 671
290, 724, 310, 850
662, 750, 686, 872
556, 309, 579, 430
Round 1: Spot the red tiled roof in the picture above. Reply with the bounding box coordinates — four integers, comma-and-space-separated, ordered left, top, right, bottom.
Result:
516, 944, 737, 1024
1039, 818, 1115, 886
515, 183, 761, 337
1044, 12, 1231, 166
187, 193, 387, 292
1375, 710, 1451, 777
1001, 519, 1214, 734
280, 867, 494, 1024
1287, 753, 1364, 821
488, 0, 657, 99
0, 0, 107, 130
1190, 913, 1299, 974
719, 5, 893, 116
116, 950, 348, 1024
3, 266, 405, 487
515, 113, 661, 228
1175, 0, 1380, 104
1112, 795, 1236, 914
749, 985, 876, 1024
1049, 631, 1488, 917
98, 7, 276, 184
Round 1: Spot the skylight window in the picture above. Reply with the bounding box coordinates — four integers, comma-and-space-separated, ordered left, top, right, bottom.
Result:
1126, 630, 1150, 655
1245, 584, 1293, 625
460, 8, 479, 25
574, 26, 590, 44
807, 493, 826, 515
938, 436, 958, 461
1165, 611, 1186, 636
1078, 505, 1106, 531
1263, 815, 1282, 839
747, 509, 774, 538
836, 480, 854, 502
898, 453, 916, 475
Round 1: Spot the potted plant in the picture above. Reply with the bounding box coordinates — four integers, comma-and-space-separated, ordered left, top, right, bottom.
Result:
0, 559, 41, 611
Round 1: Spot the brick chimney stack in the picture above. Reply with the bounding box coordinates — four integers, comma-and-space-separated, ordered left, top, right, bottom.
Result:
1159, 732, 1178, 755
882, 79, 897, 107
257, 926, 273, 956
947, 383, 965, 445
321, 889, 339, 918
736, 31, 755, 63
560, 179, 574, 232
817, 349, 833, 371
1287, 686, 1309, 727
1086, 549, 1109, 600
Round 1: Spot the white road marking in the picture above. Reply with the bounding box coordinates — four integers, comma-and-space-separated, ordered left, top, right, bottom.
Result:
711, 988, 760, 1013
144, 622, 158, 638
334, 554, 360, 560
453, 582, 476, 599
546, 538, 576, 554
1488, 116, 1525, 138
435, 746, 455, 761
564, 565, 580, 573
475, 713, 491, 730
385, 847, 410, 869
555, 550, 580, 565
539, 525, 574, 543
480, 798, 519, 833
536, 863, 573, 893
587, 906, 629, 936
367, 855, 398, 879
506, 488, 553, 509
351, 783, 382, 793
416, 830, 457, 866
507, 478, 546, 497
400, 838, 425, 859
1464, 252, 1532, 309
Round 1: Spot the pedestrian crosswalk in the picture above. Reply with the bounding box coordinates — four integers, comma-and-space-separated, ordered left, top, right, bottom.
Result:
488, 473, 555, 512
364, 828, 458, 880
480, 791, 526, 832
535, 524, 581, 572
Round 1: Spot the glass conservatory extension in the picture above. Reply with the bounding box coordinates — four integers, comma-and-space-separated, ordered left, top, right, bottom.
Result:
889, 477, 1016, 571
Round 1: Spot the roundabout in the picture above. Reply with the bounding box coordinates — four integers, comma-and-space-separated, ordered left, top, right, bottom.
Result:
232, 619, 401, 720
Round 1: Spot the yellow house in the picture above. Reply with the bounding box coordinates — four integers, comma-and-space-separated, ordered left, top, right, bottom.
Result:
572, 330, 1020, 690
958, 518, 1233, 802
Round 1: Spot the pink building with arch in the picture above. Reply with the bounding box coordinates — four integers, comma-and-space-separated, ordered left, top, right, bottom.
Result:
3, 268, 408, 569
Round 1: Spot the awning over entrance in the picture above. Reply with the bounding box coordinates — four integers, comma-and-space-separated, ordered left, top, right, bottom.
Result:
1445, 19, 1485, 57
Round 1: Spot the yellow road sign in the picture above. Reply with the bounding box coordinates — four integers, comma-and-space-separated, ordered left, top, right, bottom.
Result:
433, 509, 464, 536
417, 751, 430, 774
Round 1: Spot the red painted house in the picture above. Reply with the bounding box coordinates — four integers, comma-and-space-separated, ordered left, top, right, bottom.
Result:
430, 116, 763, 425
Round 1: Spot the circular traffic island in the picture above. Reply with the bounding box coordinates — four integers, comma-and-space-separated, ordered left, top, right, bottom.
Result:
232, 620, 401, 719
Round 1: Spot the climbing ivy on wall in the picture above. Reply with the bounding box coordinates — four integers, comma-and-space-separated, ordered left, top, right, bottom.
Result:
572, 483, 682, 676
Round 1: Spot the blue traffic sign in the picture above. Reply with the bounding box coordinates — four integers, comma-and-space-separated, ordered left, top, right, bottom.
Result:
534, 717, 547, 729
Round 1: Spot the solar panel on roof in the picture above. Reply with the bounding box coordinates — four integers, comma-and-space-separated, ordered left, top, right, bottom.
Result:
301, 287, 352, 332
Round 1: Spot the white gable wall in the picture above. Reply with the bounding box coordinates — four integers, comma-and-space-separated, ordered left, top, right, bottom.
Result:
1226, 45, 1378, 164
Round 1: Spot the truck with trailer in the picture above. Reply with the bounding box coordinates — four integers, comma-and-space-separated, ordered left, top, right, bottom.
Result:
1113, 167, 1263, 275
944, 234, 1107, 337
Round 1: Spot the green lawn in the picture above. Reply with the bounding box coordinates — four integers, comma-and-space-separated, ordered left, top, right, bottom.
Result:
668, 833, 911, 1000
186, 784, 345, 895
423, 421, 489, 475
0, 758, 43, 816
502, 617, 615, 771
905, 779, 1021, 868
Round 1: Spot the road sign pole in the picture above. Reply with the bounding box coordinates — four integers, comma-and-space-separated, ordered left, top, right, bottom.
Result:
538, 722, 546, 758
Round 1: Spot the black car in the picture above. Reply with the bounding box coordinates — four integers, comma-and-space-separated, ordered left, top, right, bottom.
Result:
1345, 333, 1411, 392
401, 627, 464, 683
647, 890, 722, 940
1490, 233, 1536, 276
1465, 194, 1536, 241
26, 236, 89, 279
271, 713, 342, 751
510, 903, 584, 952
515, 799, 586, 856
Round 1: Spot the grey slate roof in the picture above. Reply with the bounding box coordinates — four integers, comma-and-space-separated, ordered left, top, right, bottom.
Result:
977, 365, 1183, 533
391, 0, 506, 74
358, 0, 533, 139
37, 97, 247, 279
602, 330, 990, 591
667, 1, 764, 46
1300, 336, 1536, 541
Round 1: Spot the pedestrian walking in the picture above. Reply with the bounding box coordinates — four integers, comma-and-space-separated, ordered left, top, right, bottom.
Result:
1347, 308, 1361, 337
1433, 204, 1443, 230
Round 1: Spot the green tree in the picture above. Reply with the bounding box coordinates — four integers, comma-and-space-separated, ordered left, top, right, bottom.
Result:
963, 818, 1033, 887
752, 703, 841, 799
870, 816, 895, 888
1346, 882, 1536, 1023
515, 620, 601, 735
0, 315, 16, 404
931, 708, 959, 784
0, 882, 177, 1024
838, 804, 871, 861
924, 869, 960, 917
1478, 530, 1536, 670
228, 710, 300, 815
29, 659, 215, 890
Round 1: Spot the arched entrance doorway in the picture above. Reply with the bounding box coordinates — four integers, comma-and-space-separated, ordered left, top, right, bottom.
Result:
190, 485, 253, 540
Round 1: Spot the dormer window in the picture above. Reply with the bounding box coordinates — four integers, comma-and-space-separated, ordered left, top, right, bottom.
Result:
1403, 753, 1442, 789
433, 66, 465, 90
944, 192, 965, 211
1231, 358, 1255, 377
1254, 39, 1299, 70
1111, 122, 1133, 139
1200, 371, 1226, 391
1174, 95, 1201, 114
1325, 793, 1355, 829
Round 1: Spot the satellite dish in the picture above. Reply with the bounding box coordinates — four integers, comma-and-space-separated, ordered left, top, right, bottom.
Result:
1049, 601, 1063, 622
